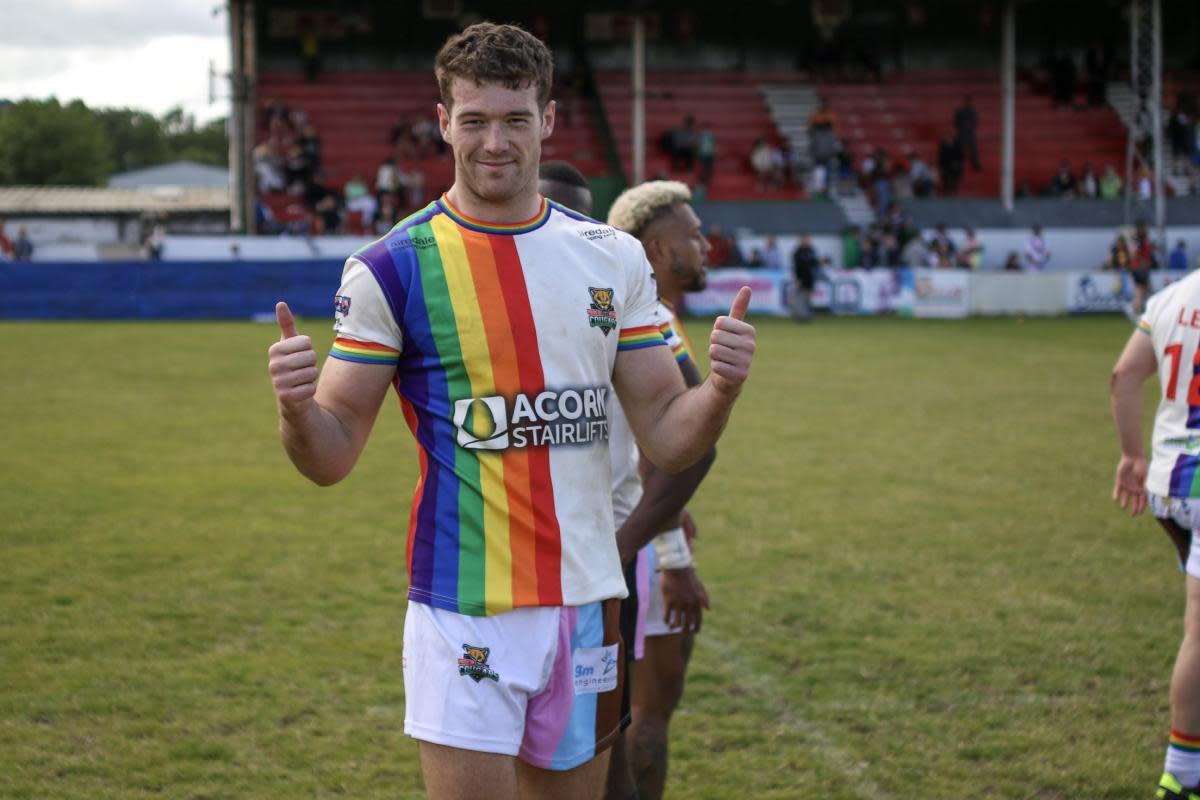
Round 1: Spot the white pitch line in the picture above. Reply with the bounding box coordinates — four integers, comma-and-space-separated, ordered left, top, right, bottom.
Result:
696, 631, 891, 799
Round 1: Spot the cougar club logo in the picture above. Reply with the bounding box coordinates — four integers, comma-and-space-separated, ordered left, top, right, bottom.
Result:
452, 387, 610, 450
458, 644, 499, 683
588, 287, 618, 335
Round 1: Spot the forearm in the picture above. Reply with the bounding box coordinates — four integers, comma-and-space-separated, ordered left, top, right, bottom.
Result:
279, 400, 362, 486
1110, 371, 1146, 458
640, 378, 738, 472
615, 448, 715, 564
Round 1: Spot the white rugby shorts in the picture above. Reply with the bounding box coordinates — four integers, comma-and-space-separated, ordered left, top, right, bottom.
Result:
1149, 493, 1200, 577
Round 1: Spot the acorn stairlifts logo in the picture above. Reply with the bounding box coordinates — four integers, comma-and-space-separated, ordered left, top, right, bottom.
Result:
453, 387, 611, 450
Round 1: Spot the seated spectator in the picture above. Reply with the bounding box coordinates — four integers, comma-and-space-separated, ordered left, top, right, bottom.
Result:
750, 137, 782, 190
908, 152, 936, 197
253, 142, 285, 193
927, 240, 954, 268
264, 98, 290, 130
1003, 251, 1022, 271
807, 161, 829, 198
374, 194, 400, 235
297, 124, 322, 174
938, 133, 964, 195
928, 224, 957, 260
670, 116, 698, 172
1079, 163, 1099, 198
1046, 160, 1078, 197
808, 98, 839, 168
696, 122, 717, 187
13, 226, 33, 261
1100, 165, 1123, 198
343, 174, 377, 228
284, 144, 313, 194
397, 159, 427, 211
1169, 240, 1189, 271
957, 227, 983, 269
376, 157, 400, 199
746, 248, 766, 267
412, 117, 443, 157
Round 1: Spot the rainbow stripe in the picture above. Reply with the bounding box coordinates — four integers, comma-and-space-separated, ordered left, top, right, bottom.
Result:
1170, 455, 1200, 497
661, 301, 698, 364
350, 200, 563, 616
1137, 318, 1152, 335
617, 324, 665, 351
1170, 729, 1200, 753
330, 337, 400, 365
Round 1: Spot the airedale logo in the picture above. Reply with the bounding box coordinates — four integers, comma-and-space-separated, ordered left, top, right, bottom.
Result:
588, 286, 617, 335
458, 644, 499, 683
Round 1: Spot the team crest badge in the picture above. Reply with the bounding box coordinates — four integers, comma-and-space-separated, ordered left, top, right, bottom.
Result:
588, 287, 617, 335
458, 644, 500, 683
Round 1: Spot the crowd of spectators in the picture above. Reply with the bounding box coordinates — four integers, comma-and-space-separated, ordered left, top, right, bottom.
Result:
0, 220, 33, 262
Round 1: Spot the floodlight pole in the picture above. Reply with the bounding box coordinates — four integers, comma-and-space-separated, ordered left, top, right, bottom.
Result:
632, 16, 646, 186
1000, 0, 1015, 213
227, 0, 246, 233
1127, 0, 1167, 255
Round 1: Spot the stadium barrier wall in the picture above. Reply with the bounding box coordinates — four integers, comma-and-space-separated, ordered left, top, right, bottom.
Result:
0, 261, 1182, 321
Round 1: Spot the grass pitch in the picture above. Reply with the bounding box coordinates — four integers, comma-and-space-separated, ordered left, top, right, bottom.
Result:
0, 315, 1176, 799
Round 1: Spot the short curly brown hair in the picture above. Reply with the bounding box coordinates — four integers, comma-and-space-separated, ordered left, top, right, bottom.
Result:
435, 22, 554, 110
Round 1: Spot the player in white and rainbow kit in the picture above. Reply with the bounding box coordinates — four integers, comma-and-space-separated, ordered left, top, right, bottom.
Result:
266, 23, 757, 800
1112, 269, 1200, 800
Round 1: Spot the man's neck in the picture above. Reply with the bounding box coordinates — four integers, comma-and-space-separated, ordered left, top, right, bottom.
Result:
445, 183, 542, 224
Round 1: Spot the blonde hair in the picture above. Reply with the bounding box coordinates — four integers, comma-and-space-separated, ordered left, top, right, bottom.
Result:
607, 180, 692, 240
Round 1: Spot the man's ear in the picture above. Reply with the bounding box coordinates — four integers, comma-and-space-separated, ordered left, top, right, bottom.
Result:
541, 99, 556, 140
437, 103, 451, 143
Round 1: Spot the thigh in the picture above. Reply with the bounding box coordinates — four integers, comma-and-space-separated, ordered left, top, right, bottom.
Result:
420, 741, 518, 800
632, 632, 692, 716
517, 747, 612, 800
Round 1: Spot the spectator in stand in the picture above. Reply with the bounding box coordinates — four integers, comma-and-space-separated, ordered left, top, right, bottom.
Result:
374, 194, 399, 235
1129, 223, 1157, 317
1046, 160, 1078, 197
284, 144, 313, 195
938, 132, 964, 195
761, 236, 784, 270
343, 174, 378, 230
1004, 251, 1022, 271
390, 114, 415, 158
928, 224, 957, 261
1105, 233, 1131, 271
750, 137, 782, 191
808, 98, 839, 169
670, 116, 698, 172
953, 95, 981, 172
745, 248, 766, 267
412, 116, 443, 157
705, 224, 732, 267
909, 152, 936, 197
1101, 165, 1123, 198
1169, 240, 1189, 272
791, 234, 820, 321
1079, 163, 1100, 198
375, 157, 400, 199
696, 122, 717, 188
297, 124, 322, 175
860, 229, 879, 268
13, 226, 33, 261
927, 240, 954, 268
958, 227, 983, 270
254, 142, 286, 193
869, 153, 892, 218
778, 142, 803, 190
1023, 225, 1051, 272
142, 215, 166, 260
808, 160, 829, 199
264, 98, 290, 130
1169, 103, 1194, 159
841, 224, 861, 268
397, 158, 426, 211
0, 220, 13, 260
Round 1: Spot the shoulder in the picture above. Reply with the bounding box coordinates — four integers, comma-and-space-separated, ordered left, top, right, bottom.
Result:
544, 203, 648, 264
352, 200, 443, 267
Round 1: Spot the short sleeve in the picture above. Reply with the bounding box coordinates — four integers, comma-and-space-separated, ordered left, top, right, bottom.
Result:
616, 238, 669, 353
329, 257, 403, 366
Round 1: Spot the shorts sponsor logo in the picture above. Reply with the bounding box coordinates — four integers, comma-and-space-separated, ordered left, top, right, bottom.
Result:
573, 644, 619, 695
452, 387, 610, 451
588, 286, 617, 335
458, 644, 499, 683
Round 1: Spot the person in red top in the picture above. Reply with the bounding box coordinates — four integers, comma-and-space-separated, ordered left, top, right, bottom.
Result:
0, 220, 14, 260
1129, 223, 1158, 318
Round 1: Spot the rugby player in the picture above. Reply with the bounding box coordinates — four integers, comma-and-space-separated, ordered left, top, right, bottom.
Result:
1111, 268, 1200, 800
268, 23, 756, 800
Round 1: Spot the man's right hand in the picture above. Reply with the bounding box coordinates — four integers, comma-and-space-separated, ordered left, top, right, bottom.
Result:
661, 566, 710, 633
268, 301, 318, 414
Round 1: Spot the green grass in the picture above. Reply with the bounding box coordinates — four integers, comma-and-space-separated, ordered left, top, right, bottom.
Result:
0, 315, 1175, 799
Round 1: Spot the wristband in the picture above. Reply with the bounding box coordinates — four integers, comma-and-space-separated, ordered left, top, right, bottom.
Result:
652, 526, 693, 570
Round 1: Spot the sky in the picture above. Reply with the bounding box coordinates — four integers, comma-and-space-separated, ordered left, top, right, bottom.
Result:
0, 0, 231, 124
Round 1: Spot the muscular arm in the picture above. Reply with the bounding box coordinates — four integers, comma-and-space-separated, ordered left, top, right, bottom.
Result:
1110, 329, 1157, 515
268, 302, 395, 486
615, 357, 716, 565
613, 288, 755, 473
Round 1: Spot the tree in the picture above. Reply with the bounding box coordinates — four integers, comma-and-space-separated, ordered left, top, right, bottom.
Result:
161, 107, 228, 167
98, 108, 170, 173
0, 99, 113, 186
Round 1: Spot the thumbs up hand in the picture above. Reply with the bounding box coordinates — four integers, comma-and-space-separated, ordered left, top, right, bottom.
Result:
708, 286, 755, 397
268, 301, 318, 412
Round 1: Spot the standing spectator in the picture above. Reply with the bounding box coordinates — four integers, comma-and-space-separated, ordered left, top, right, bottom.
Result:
953, 95, 981, 171
909, 152, 936, 197
343, 174, 378, 230
142, 215, 166, 260
375, 157, 399, 198
1023, 225, 1051, 271
696, 122, 716, 188
869, 153, 892, 217
808, 98, 840, 169
938, 132, 964, 195
1169, 104, 1194, 159
750, 137, 781, 190
1169, 240, 1190, 272
1101, 165, 1123, 198
0, 220, 13, 260
791, 233, 819, 321
1105, 233, 1132, 271
13, 226, 33, 261
669, 116, 698, 172
957, 226, 983, 269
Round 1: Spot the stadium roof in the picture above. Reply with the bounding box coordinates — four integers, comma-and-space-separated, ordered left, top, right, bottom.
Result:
0, 186, 230, 216
108, 161, 230, 190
